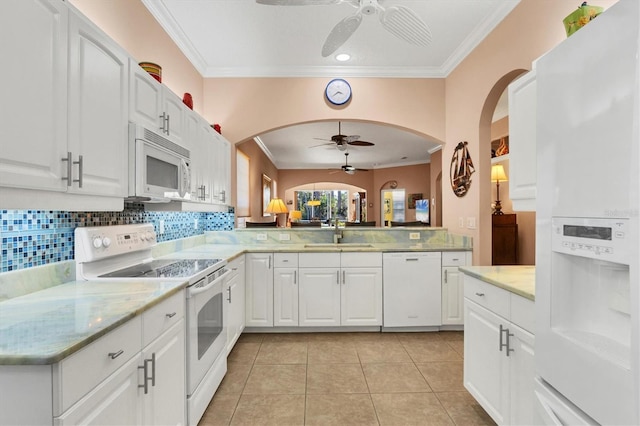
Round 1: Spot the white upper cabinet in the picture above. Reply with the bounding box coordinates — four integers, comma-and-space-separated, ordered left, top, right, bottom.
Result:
129, 60, 185, 145
0, 0, 69, 192
67, 8, 129, 198
508, 68, 537, 211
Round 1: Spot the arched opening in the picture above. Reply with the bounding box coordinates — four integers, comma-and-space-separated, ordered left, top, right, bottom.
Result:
284, 182, 367, 225
478, 69, 536, 265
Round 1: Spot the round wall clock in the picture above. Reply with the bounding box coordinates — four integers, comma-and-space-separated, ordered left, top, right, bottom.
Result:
325, 78, 352, 105
450, 141, 475, 197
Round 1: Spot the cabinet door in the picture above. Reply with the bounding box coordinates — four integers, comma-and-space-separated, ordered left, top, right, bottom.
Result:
211, 133, 231, 204
0, 0, 68, 192
463, 299, 509, 425
341, 268, 382, 326
442, 266, 464, 325
129, 60, 163, 131
68, 10, 128, 197
508, 324, 536, 426
54, 354, 141, 426
141, 320, 186, 426
161, 89, 186, 143
299, 267, 341, 326
193, 121, 216, 203
245, 253, 273, 327
508, 69, 537, 211
274, 268, 298, 326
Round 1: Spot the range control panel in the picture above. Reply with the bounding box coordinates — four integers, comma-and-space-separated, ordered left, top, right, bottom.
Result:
75, 223, 157, 263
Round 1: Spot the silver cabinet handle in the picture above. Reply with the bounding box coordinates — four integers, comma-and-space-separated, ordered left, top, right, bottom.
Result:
219, 190, 226, 203
108, 350, 124, 359
475, 292, 485, 297
159, 112, 166, 133
342, 270, 346, 285
268, 255, 271, 269
227, 286, 232, 303
138, 353, 156, 394
499, 325, 515, 356
73, 155, 83, 188
405, 258, 419, 261
294, 270, 297, 285
444, 269, 448, 283
165, 312, 177, 318
166, 114, 170, 135
61, 152, 72, 186
336, 270, 340, 284
505, 328, 514, 357
452, 258, 459, 262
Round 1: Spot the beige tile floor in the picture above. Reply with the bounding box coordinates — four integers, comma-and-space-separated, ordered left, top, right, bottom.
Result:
199, 331, 496, 426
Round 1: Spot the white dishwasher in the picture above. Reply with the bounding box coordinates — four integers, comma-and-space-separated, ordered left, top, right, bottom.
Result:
383, 252, 442, 327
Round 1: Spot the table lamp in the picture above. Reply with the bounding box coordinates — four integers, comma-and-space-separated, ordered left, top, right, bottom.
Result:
266, 198, 288, 227
289, 210, 302, 224
491, 164, 508, 215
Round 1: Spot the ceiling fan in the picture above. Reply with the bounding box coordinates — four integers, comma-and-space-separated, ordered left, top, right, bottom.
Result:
312, 121, 375, 151
255, 0, 432, 57
330, 152, 369, 175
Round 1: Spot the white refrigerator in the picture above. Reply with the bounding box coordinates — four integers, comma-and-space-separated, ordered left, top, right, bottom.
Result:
534, 0, 639, 424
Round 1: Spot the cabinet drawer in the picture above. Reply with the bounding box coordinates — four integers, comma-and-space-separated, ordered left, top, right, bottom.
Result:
274, 252, 298, 268
55, 316, 142, 415
299, 252, 340, 268
142, 290, 185, 347
510, 293, 534, 333
442, 251, 468, 266
341, 252, 382, 267
463, 276, 509, 319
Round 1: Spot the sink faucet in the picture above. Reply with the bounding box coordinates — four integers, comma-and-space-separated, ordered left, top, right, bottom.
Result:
333, 218, 343, 244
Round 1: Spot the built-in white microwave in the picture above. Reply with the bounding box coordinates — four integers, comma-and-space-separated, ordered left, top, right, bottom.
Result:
128, 122, 191, 202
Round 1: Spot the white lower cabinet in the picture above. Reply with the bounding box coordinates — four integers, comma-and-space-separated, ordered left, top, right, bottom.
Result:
0, 291, 186, 426
225, 255, 246, 353
463, 274, 535, 425
245, 253, 274, 327
274, 253, 299, 326
298, 252, 382, 327
441, 251, 472, 326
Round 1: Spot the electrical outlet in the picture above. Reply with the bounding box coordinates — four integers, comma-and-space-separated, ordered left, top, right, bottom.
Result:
194, 218, 198, 230
409, 232, 420, 240
458, 217, 464, 228
279, 233, 291, 241
159, 219, 165, 235
256, 233, 267, 241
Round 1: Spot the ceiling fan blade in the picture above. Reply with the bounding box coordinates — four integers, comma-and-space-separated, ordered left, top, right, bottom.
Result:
347, 140, 374, 146
309, 142, 334, 148
322, 13, 362, 57
256, 0, 340, 5
379, 5, 432, 47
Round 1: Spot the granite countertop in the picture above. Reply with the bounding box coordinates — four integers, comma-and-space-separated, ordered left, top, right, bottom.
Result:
459, 265, 535, 301
0, 280, 185, 365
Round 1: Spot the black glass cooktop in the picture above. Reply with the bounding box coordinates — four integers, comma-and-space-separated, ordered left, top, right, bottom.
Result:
99, 258, 223, 279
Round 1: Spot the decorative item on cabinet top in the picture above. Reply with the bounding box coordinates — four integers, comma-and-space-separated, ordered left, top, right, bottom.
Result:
563, 2, 604, 37
182, 93, 193, 110
138, 62, 161, 83
450, 141, 475, 197
212, 124, 221, 134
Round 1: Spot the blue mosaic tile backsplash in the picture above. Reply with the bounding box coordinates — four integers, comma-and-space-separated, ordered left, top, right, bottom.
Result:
0, 205, 234, 273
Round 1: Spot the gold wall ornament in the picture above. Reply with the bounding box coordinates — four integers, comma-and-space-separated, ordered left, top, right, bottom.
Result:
450, 141, 475, 197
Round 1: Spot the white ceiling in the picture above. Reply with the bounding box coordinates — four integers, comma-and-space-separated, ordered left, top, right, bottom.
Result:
142, 0, 518, 170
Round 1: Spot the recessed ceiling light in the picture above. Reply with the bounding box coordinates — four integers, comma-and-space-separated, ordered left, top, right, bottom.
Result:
335, 53, 351, 62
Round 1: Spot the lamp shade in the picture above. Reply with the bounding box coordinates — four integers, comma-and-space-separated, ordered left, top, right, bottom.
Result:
290, 210, 302, 220
490, 164, 508, 182
266, 198, 288, 214
307, 199, 321, 207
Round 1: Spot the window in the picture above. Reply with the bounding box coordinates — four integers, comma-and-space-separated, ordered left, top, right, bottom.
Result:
236, 149, 250, 217
295, 190, 348, 222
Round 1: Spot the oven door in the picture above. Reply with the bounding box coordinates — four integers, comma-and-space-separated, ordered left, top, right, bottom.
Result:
186, 268, 230, 395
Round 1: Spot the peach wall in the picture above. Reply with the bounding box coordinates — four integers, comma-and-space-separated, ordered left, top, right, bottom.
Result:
201, 78, 445, 145
444, 0, 619, 264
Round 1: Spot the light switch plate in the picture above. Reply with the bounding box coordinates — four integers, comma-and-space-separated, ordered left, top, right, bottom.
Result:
256, 233, 267, 241
279, 233, 290, 241
409, 232, 420, 240
467, 217, 477, 229
159, 219, 165, 235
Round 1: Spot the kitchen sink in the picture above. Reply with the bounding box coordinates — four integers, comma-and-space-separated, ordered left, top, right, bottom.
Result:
303, 243, 374, 248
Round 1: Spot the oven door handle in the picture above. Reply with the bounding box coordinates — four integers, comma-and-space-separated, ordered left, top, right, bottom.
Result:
188, 269, 231, 297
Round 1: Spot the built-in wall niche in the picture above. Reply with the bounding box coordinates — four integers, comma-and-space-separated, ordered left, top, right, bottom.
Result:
491, 135, 509, 158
